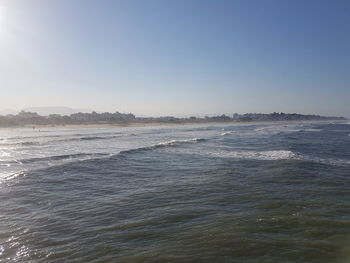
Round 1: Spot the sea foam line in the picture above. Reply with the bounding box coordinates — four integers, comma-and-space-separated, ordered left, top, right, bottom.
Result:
0, 133, 137, 147
207, 150, 298, 161
119, 138, 205, 155
187, 149, 350, 166
221, 131, 237, 136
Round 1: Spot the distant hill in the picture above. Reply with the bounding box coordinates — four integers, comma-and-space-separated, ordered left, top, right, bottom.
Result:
22, 107, 92, 116
0, 109, 18, 115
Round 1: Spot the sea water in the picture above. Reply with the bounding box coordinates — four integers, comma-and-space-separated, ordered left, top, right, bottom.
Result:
0, 121, 349, 262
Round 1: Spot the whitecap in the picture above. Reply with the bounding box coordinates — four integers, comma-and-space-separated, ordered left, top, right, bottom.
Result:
254, 127, 268, 132
215, 150, 298, 160
119, 138, 205, 155
182, 149, 299, 161
302, 129, 322, 132
298, 155, 350, 166
221, 131, 236, 136
0, 172, 24, 184
156, 138, 204, 146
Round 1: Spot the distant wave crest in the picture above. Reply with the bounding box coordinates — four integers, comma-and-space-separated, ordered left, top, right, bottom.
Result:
0, 134, 136, 147
119, 138, 205, 155
199, 149, 350, 166
0, 141, 42, 147
18, 153, 109, 164
301, 128, 322, 132
208, 150, 298, 161
221, 131, 237, 136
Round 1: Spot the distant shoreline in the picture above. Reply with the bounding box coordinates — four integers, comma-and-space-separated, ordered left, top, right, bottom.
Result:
0, 111, 346, 129
0, 119, 347, 130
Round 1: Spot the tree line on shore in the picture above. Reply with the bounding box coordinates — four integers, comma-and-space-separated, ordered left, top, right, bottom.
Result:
0, 110, 345, 127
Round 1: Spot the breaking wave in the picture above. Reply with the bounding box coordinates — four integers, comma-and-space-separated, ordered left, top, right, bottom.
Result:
74, 135, 122, 141
119, 138, 205, 155
1, 138, 206, 166
301, 128, 322, 132
196, 149, 350, 166
221, 131, 237, 136
300, 155, 350, 166
0, 134, 137, 147
17, 153, 110, 164
0, 141, 42, 147
207, 150, 298, 161
254, 127, 269, 132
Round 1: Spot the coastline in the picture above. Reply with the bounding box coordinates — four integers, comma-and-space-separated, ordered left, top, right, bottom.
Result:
0, 119, 346, 131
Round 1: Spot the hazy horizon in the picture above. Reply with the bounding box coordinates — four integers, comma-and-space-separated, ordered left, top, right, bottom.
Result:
0, 106, 348, 119
1, 0, 349, 117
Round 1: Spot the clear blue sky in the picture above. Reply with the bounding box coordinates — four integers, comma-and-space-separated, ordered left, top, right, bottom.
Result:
0, 0, 349, 117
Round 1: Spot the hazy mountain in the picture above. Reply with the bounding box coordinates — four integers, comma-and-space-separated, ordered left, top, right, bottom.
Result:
0, 109, 19, 115
22, 107, 92, 116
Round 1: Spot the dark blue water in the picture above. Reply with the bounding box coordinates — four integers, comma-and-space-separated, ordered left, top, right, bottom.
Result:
0, 122, 349, 262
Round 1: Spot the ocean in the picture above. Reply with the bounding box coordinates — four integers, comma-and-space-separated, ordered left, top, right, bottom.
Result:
0, 121, 349, 263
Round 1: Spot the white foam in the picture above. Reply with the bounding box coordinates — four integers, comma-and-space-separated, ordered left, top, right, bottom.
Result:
156, 138, 203, 146
302, 129, 322, 132
205, 150, 350, 166
0, 172, 23, 184
204, 150, 298, 161
176, 148, 350, 166
221, 131, 237, 136
253, 125, 302, 135
254, 127, 268, 132
300, 155, 350, 166
119, 138, 205, 155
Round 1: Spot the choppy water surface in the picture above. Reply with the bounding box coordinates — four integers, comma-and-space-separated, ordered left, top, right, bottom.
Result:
1, 121, 349, 262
